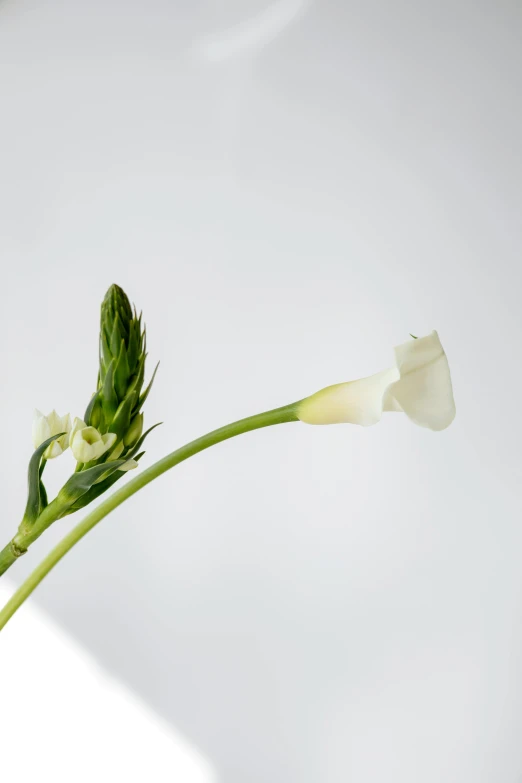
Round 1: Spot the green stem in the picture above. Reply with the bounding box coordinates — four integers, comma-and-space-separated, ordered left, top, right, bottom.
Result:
0, 541, 26, 577
0, 403, 298, 632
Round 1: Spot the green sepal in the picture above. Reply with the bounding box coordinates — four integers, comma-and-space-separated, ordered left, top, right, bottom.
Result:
116, 307, 129, 340
110, 392, 137, 440
127, 320, 140, 373
114, 339, 130, 400
124, 412, 143, 447
56, 459, 127, 516
102, 359, 118, 419
100, 329, 112, 376
127, 354, 146, 402
23, 434, 64, 525
126, 422, 162, 459
110, 313, 123, 358
84, 390, 103, 428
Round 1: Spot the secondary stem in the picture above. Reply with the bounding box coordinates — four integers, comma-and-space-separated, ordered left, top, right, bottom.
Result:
0, 402, 298, 632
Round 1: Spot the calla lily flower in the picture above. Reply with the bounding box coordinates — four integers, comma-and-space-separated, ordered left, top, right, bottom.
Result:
297, 331, 455, 431
70, 417, 117, 463
32, 410, 71, 459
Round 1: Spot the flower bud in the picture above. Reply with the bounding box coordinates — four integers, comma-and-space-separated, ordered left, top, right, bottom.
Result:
32, 410, 71, 459
85, 393, 103, 429
107, 440, 125, 461
123, 413, 144, 447
72, 285, 159, 498
90, 285, 158, 454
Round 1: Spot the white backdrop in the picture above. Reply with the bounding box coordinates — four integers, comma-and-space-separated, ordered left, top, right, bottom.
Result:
1, 1, 522, 781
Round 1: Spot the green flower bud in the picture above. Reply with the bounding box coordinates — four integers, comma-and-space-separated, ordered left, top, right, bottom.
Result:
124, 412, 144, 447
99, 284, 146, 417
80, 284, 159, 473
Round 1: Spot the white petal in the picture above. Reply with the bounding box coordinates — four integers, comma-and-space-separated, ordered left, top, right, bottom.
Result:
89, 439, 108, 460
58, 413, 72, 449
46, 410, 62, 435
69, 417, 87, 447
32, 410, 51, 448
70, 429, 96, 462
118, 459, 138, 472
101, 433, 117, 453
44, 440, 64, 460
107, 440, 125, 461
70, 431, 85, 462
70, 425, 117, 463
384, 331, 456, 431
71, 417, 87, 433
297, 367, 400, 425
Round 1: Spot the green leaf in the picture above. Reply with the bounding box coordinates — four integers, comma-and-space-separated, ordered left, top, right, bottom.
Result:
23, 434, 64, 525
39, 480, 48, 510
64, 453, 145, 514
56, 459, 127, 516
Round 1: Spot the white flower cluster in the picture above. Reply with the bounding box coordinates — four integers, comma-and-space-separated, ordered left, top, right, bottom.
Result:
32, 411, 137, 470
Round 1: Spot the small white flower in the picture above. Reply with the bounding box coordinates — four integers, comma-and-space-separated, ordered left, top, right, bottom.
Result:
32, 410, 71, 459
297, 331, 455, 432
69, 417, 117, 463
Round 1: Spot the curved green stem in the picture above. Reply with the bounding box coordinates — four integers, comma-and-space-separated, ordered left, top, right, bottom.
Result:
0, 403, 298, 632
0, 542, 25, 577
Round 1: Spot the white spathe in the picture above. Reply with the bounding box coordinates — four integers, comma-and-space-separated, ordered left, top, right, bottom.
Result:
32, 409, 71, 458
297, 331, 455, 431
70, 417, 117, 462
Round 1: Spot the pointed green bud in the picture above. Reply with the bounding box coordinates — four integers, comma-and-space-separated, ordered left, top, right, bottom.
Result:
99, 285, 143, 400
107, 440, 125, 461
98, 285, 148, 433
124, 413, 144, 447
84, 392, 103, 429
76, 284, 160, 476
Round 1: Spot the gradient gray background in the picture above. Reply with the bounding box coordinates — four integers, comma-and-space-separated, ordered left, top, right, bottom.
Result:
1, 1, 522, 781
